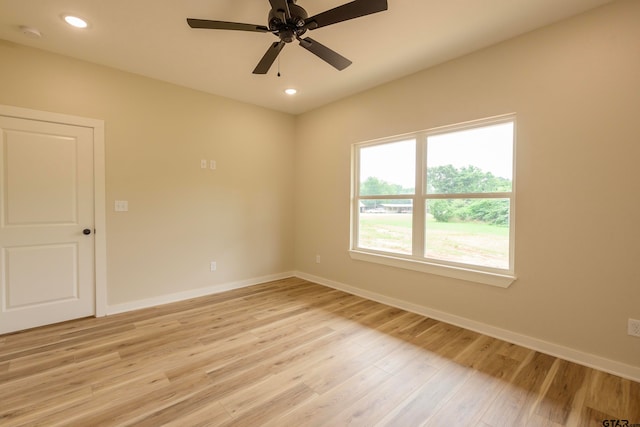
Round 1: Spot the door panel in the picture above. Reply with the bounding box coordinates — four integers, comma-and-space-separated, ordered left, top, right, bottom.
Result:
4, 244, 79, 309
0, 116, 95, 334
5, 130, 78, 225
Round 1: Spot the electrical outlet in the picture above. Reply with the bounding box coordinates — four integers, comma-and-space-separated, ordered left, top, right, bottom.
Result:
200, 159, 207, 169
628, 318, 640, 337
315, 255, 321, 264
210, 261, 217, 272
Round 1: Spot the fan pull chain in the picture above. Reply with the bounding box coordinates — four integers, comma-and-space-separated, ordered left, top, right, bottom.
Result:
277, 56, 281, 77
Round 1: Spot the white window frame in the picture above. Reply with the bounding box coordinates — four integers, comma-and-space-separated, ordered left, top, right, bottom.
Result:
350, 114, 516, 288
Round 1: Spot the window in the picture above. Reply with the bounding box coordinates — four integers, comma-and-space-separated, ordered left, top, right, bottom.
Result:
351, 115, 516, 287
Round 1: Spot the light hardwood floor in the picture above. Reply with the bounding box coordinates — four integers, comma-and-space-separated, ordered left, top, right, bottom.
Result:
0, 277, 638, 426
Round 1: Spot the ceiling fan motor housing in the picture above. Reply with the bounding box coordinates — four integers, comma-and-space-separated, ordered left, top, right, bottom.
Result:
269, 3, 308, 43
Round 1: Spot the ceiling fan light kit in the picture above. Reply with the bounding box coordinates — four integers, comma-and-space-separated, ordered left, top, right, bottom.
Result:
187, 0, 388, 74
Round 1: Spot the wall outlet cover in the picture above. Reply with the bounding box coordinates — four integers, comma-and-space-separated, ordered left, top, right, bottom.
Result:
628, 318, 640, 337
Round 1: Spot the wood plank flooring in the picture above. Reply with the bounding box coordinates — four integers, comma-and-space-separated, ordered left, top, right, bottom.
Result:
0, 277, 638, 426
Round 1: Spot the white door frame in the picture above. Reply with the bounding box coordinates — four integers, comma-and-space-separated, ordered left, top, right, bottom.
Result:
0, 104, 107, 317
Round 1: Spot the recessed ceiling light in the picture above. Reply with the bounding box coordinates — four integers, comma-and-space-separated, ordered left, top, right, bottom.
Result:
285, 88, 297, 95
63, 15, 88, 29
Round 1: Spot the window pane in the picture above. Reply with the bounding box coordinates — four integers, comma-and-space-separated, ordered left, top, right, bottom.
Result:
425, 199, 510, 269
358, 199, 412, 254
360, 139, 415, 196
426, 122, 513, 194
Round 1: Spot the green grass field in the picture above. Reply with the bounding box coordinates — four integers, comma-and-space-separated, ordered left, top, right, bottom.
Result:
358, 213, 509, 269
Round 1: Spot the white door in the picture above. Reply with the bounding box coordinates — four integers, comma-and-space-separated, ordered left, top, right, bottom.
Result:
0, 115, 95, 334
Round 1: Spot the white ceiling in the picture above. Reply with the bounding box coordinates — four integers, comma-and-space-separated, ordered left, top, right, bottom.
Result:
0, 0, 613, 114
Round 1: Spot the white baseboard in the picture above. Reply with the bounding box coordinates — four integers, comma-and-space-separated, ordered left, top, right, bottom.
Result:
106, 271, 295, 315
103, 269, 639, 382
294, 271, 640, 383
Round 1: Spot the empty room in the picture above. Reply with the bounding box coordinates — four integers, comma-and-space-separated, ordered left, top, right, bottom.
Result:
0, 0, 639, 425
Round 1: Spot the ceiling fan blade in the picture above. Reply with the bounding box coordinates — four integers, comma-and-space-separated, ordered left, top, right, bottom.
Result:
187, 18, 269, 33
253, 41, 286, 74
304, 0, 387, 30
299, 37, 352, 71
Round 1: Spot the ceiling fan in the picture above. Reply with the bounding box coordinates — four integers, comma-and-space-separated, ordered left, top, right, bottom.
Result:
187, 0, 388, 74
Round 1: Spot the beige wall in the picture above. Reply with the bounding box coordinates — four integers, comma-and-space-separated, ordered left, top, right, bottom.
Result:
0, 40, 296, 305
1, 0, 638, 371
295, 0, 640, 368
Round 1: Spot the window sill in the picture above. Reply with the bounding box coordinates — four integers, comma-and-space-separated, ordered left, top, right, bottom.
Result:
349, 250, 516, 288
